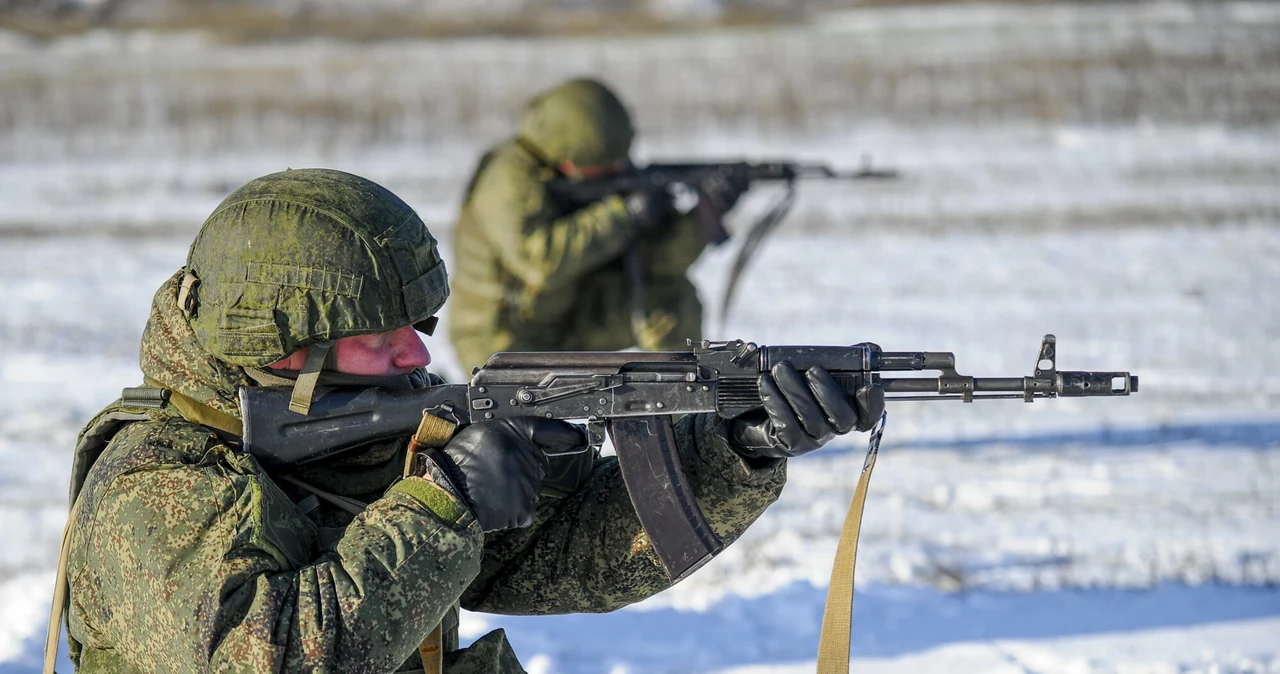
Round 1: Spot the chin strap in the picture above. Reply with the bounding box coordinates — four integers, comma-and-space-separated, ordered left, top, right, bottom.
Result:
289, 342, 334, 415
816, 410, 887, 674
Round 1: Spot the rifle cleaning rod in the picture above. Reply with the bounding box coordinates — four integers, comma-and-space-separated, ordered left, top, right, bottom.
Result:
880, 377, 1027, 392
884, 393, 1045, 402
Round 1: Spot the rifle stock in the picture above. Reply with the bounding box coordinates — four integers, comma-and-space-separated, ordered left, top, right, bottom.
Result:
240, 335, 1137, 581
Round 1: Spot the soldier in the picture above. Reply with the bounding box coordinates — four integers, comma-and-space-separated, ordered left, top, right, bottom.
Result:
449, 78, 747, 372
57, 168, 882, 673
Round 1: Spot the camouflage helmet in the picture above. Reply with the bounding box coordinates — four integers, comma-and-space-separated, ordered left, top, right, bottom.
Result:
182, 168, 448, 369
518, 78, 635, 167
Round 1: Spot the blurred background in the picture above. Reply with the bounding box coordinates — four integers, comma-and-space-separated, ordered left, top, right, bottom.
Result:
1, 1, 1277, 672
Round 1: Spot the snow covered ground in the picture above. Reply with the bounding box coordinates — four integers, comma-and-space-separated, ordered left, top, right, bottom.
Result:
1, 3, 1278, 672
2, 217, 1276, 672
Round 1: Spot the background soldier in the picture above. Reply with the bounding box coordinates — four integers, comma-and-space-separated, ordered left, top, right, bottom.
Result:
448, 77, 747, 372
61, 168, 880, 673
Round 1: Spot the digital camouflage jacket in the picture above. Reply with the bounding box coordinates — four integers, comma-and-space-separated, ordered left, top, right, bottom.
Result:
64, 272, 785, 673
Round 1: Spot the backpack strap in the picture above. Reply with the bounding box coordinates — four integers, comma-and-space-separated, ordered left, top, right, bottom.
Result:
140, 376, 242, 439
43, 491, 86, 674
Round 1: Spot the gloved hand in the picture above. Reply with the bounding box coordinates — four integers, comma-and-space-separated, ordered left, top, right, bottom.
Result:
424, 418, 584, 532
731, 361, 885, 460
700, 168, 750, 215
624, 187, 677, 232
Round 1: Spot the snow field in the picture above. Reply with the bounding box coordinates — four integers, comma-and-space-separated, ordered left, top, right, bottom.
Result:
1, 218, 1276, 672
0, 3, 1277, 668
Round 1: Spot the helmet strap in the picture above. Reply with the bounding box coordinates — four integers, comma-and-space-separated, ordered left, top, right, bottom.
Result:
289, 341, 334, 415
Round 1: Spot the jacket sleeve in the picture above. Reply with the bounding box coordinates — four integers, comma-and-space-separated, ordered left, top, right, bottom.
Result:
69, 440, 484, 673
468, 152, 640, 292
459, 413, 785, 614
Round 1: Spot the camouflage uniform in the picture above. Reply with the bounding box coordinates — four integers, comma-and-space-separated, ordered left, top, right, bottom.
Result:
64, 169, 785, 673
449, 78, 709, 372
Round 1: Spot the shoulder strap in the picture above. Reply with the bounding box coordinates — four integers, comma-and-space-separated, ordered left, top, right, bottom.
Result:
140, 376, 242, 439
43, 491, 86, 674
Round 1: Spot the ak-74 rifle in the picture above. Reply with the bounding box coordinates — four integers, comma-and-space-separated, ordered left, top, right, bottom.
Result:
240, 334, 1136, 583
546, 158, 899, 328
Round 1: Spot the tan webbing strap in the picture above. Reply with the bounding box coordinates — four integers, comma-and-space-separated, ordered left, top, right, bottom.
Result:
403, 411, 457, 674
44, 494, 86, 674
244, 367, 296, 388
176, 270, 200, 317
402, 411, 458, 477
289, 342, 333, 416
143, 376, 243, 438
816, 412, 887, 674
419, 623, 444, 674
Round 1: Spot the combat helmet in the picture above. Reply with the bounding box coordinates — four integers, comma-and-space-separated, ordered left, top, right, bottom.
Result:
518, 78, 635, 167
180, 168, 448, 411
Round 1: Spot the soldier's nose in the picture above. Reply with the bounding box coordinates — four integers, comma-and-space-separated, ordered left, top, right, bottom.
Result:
392, 325, 432, 369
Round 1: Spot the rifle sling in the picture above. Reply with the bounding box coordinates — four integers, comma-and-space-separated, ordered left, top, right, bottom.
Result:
404, 408, 458, 674
816, 411, 887, 674
624, 248, 646, 339
278, 475, 368, 517
719, 179, 797, 330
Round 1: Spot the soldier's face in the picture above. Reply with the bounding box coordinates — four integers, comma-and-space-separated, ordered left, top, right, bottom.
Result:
332, 326, 432, 375
269, 325, 431, 375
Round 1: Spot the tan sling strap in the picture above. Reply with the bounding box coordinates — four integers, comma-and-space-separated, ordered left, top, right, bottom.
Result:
419, 623, 445, 674
403, 409, 458, 674
44, 493, 86, 674
816, 411, 887, 674
403, 410, 459, 477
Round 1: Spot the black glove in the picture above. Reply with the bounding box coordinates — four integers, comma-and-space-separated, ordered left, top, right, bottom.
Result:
700, 168, 750, 215
731, 361, 885, 460
624, 187, 677, 232
426, 418, 584, 532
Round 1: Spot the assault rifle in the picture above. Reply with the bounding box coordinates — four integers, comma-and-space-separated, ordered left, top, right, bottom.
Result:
547, 160, 899, 210
241, 335, 1136, 582
547, 158, 899, 326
